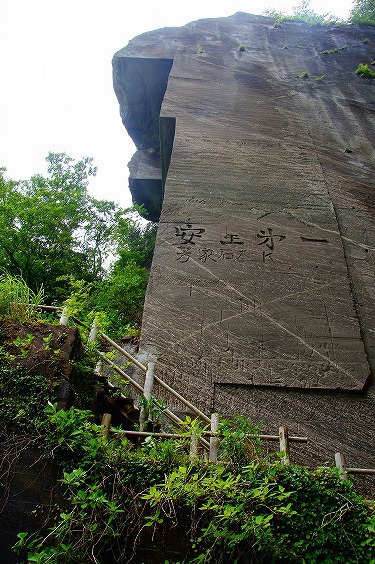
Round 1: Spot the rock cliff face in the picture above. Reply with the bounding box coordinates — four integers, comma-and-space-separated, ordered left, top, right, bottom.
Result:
113, 13, 375, 468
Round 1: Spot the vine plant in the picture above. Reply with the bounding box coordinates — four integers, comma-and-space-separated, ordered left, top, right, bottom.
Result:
11, 407, 375, 564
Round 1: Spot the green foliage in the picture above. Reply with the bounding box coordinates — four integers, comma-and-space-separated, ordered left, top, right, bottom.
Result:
264, 0, 339, 26
69, 348, 99, 409
297, 71, 309, 78
88, 262, 148, 336
13, 405, 188, 562
264, 9, 285, 25
13, 408, 375, 563
0, 351, 50, 432
13, 333, 35, 357
0, 154, 118, 301
59, 277, 92, 318
54, 207, 156, 337
321, 44, 349, 56
350, 0, 375, 25
0, 272, 43, 322
0, 157, 157, 337
355, 62, 375, 78
238, 44, 247, 52
140, 394, 169, 426
114, 206, 157, 271
43, 402, 102, 470
218, 416, 263, 469
0, 339, 98, 434
322, 48, 338, 54
143, 462, 375, 563
268, 465, 375, 562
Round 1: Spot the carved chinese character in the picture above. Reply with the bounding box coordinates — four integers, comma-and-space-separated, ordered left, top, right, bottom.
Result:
220, 232, 244, 245
176, 246, 192, 262
175, 222, 205, 244
256, 227, 286, 251
262, 251, 273, 263
236, 249, 250, 261
198, 248, 217, 263
217, 249, 234, 260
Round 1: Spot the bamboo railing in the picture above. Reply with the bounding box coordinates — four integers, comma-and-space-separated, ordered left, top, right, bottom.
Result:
37, 305, 375, 475
38, 305, 308, 460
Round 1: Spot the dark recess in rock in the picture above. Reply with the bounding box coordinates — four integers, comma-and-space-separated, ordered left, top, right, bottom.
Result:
112, 56, 175, 221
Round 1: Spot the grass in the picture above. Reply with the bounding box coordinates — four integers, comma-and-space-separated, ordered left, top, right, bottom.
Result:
322, 48, 338, 54
0, 272, 43, 322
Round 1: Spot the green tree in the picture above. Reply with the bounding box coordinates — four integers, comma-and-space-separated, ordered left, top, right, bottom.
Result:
0, 153, 157, 335
115, 207, 157, 270
86, 209, 157, 335
0, 153, 119, 300
265, 0, 338, 25
350, 0, 375, 24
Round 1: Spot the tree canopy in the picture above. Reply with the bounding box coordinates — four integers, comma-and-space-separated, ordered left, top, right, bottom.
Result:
350, 0, 375, 25
265, 0, 375, 26
0, 153, 115, 294
264, 0, 339, 26
0, 153, 157, 335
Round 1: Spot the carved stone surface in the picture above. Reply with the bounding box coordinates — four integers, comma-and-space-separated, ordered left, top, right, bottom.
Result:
114, 13, 375, 467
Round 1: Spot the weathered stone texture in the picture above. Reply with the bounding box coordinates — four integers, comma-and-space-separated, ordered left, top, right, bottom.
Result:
0, 319, 82, 406
114, 13, 375, 468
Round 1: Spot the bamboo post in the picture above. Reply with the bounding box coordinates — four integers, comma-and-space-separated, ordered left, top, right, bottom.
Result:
139, 362, 155, 432
209, 413, 220, 462
101, 413, 112, 439
98, 352, 210, 449
88, 321, 98, 344
335, 452, 348, 481
100, 333, 211, 425
94, 359, 103, 376
59, 307, 69, 326
189, 434, 199, 460
279, 426, 291, 465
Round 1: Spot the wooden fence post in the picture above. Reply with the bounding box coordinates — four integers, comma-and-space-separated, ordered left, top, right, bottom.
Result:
59, 307, 69, 326
279, 426, 291, 465
139, 362, 155, 432
94, 359, 103, 375
101, 413, 112, 439
209, 413, 220, 462
88, 321, 98, 344
335, 452, 348, 481
189, 434, 199, 460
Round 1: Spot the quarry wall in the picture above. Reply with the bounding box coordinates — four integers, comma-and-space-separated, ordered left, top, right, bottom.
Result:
113, 13, 375, 468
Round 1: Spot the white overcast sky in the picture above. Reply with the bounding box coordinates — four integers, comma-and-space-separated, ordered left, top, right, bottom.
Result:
1, 0, 353, 207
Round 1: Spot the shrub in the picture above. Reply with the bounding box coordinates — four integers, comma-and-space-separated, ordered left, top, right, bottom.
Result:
13, 409, 375, 563
0, 351, 48, 433
355, 62, 375, 78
